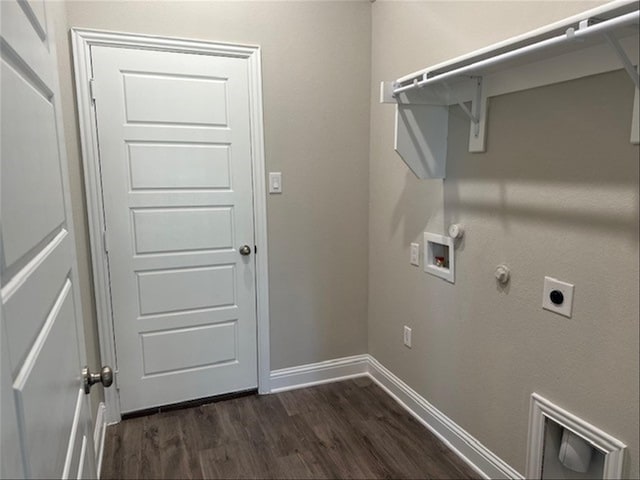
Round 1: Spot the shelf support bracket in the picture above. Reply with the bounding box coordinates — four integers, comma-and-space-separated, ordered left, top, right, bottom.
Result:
603, 32, 640, 90
602, 32, 639, 144
440, 76, 487, 153
468, 76, 488, 153
456, 99, 478, 125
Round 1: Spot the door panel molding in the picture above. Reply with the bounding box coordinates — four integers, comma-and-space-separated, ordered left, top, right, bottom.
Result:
72, 28, 270, 423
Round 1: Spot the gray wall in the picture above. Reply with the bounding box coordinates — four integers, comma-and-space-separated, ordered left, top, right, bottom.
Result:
369, 1, 638, 478
53, 1, 639, 477
56, 1, 372, 412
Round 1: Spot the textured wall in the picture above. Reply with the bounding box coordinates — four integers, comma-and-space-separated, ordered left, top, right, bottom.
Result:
58, 0, 371, 380
369, 1, 638, 477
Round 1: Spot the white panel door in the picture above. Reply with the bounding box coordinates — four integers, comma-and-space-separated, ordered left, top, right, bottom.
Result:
0, 1, 97, 478
91, 46, 258, 413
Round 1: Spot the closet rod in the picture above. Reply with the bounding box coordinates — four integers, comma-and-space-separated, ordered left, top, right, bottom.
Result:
393, 9, 639, 97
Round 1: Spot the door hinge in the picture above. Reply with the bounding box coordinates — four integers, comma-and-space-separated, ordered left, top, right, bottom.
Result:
89, 78, 96, 102
103, 230, 109, 253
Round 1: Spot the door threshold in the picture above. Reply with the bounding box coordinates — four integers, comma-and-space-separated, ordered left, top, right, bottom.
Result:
121, 388, 258, 420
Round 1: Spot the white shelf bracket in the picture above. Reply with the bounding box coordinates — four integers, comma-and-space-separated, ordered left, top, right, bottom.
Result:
602, 33, 639, 144
456, 100, 476, 124
468, 76, 488, 153
440, 76, 487, 153
603, 32, 640, 89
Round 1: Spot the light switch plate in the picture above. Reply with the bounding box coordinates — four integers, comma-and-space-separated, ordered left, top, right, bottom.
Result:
269, 172, 282, 194
410, 243, 420, 266
542, 276, 574, 318
403, 326, 412, 348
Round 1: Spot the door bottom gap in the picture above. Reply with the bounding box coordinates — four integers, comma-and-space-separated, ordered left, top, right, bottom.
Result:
121, 388, 257, 419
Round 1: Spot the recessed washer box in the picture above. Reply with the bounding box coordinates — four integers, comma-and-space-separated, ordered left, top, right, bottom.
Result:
424, 232, 455, 283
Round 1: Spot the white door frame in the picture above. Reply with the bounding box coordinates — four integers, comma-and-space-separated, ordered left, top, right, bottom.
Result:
71, 28, 271, 424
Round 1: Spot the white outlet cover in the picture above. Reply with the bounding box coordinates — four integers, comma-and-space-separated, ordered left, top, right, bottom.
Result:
410, 243, 420, 266
542, 276, 574, 318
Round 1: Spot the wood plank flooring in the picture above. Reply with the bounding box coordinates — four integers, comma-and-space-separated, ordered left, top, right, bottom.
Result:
101, 378, 480, 479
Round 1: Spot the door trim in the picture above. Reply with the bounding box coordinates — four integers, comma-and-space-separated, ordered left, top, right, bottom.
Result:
71, 28, 271, 423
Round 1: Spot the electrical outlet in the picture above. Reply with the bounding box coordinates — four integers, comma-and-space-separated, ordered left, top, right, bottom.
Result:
403, 326, 412, 348
410, 243, 420, 266
542, 276, 574, 318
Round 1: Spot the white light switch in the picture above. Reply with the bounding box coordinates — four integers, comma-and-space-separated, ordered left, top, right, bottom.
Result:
403, 326, 412, 348
269, 172, 282, 194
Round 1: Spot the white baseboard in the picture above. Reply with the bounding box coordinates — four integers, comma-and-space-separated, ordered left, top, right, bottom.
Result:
93, 402, 107, 478
367, 356, 524, 480
270, 354, 523, 480
269, 354, 369, 393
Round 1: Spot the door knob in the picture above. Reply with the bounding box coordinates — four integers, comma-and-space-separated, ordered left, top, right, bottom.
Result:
82, 365, 113, 394
239, 245, 252, 256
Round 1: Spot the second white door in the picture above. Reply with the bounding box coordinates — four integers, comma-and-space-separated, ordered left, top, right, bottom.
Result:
91, 46, 258, 413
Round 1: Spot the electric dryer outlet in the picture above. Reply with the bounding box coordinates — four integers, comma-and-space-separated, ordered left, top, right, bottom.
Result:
542, 277, 574, 318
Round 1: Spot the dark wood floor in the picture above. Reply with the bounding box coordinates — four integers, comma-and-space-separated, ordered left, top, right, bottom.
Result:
101, 378, 479, 479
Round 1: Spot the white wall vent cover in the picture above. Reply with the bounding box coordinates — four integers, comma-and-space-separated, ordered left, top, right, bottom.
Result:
526, 393, 626, 479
